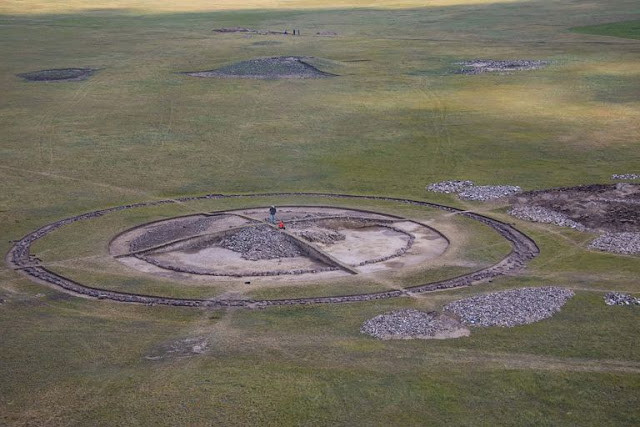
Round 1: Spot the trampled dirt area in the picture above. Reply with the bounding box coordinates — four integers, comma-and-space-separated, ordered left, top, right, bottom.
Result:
110, 206, 449, 280
510, 183, 640, 233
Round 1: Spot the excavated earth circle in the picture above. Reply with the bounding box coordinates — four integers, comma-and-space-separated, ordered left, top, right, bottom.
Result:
6, 192, 539, 309
109, 206, 448, 279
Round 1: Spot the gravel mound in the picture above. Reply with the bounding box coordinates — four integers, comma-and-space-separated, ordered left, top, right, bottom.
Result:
426, 180, 475, 194
604, 292, 640, 306
456, 59, 548, 75
18, 68, 96, 82
612, 173, 640, 180
458, 185, 522, 201
589, 232, 640, 255
360, 309, 470, 340
444, 287, 574, 327
184, 56, 336, 79
219, 226, 303, 260
509, 206, 587, 231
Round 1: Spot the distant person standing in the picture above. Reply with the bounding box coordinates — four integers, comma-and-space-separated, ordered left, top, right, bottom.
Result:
269, 206, 277, 224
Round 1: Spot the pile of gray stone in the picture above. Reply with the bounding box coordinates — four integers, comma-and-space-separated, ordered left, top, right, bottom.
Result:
426, 180, 521, 200
444, 287, 574, 327
219, 226, 303, 260
360, 309, 469, 340
612, 173, 640, 180
509, 206, 587, 231
588, 232, 640, 255
426, 180, 474, 194
458, 185, 522, 201
604, 292, 640, 306
456, 59, 548, 75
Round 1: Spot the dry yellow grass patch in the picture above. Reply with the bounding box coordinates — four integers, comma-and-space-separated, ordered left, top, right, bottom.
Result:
1, 0, 524, 14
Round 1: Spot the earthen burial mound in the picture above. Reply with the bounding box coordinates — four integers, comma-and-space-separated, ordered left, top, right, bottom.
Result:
17, 68, 96, 82
184, 56, 336, 79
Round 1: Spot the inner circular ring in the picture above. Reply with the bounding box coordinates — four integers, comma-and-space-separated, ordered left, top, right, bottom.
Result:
109, 206, 449, 278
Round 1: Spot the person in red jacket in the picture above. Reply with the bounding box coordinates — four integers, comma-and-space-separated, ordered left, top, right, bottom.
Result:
278, 220, 285, 229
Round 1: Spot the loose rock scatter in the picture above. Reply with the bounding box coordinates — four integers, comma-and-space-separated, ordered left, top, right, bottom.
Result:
588, 232, 640, 255
458, 185, 522, 201
426, 180, 521, 200
604, 292, 640, 306
212, 27, 303, 35
144, 336, 209, 360
509, 206, 587, 231
184, 56, 336, 79
456, 59, 548, 74
426, 180, 475, 194
17, 68, 96, 82
219, 225, 303, 260
612, 173, 640, 180
444, 287, 574, 327
360, 309, 470, 340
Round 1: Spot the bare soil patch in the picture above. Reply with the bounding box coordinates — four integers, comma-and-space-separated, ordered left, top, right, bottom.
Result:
184, 56, 336, 79
17, 68, 96, 82
510, 183, 640, 233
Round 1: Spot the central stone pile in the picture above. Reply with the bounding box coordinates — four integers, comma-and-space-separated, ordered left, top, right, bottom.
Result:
219, 226, 303, 260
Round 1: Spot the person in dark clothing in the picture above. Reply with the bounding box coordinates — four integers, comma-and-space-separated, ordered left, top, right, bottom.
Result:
269, 206, 277, 224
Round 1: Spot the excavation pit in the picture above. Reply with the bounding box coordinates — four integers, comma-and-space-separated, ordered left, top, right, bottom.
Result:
110, 206, 449, 279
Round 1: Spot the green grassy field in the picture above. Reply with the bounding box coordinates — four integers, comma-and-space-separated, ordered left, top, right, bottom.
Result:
571, 19, 640, 40
1, 0, 639, 425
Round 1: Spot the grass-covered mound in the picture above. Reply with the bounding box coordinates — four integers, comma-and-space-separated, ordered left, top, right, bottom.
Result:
17, 68, 96, 81
185, 56, 336, 79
